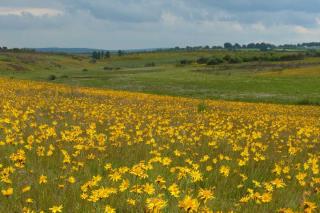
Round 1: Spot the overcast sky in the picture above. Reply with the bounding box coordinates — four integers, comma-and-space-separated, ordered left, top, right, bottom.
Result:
1, 0, 320, 49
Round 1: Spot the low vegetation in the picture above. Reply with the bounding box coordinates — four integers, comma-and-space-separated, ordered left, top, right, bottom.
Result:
0, 50, 319, 105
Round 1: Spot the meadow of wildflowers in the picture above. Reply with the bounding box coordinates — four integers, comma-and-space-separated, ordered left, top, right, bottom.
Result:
0, 78, 319, 212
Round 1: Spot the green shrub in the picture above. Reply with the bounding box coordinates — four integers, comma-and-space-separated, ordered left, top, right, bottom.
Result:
197, 57, 210, 64
47, 75, 56, 81
145, 62, 156, 67
207, 57, 224, 65
229, 56, 243, 64
296, 99, 320, 106
180, 59, 193, 65
60, 75, 69, 79
104, 67, 113, 70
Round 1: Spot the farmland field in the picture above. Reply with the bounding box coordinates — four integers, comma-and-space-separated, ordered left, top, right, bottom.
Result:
0, 77, 319, 212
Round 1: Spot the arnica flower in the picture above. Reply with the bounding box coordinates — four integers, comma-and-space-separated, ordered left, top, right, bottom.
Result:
1, 187, 13, 197
68, 176, 76, 184
304, 201, 317, 213
198, 188, 215, 203
39, 175, 48, 184
278, 208, 294, 213
178, 195, 199, 212
219, 165, 230, 177
143, 183, 155, 195
22, 186, 31, 193
168, 183, 180, 198
104, 205, 116, 213
127, 198, 136, 206
119, 179, 130, 192
260, 192, 272, 203
146, 197, 167, 212
49, 205, 63, 213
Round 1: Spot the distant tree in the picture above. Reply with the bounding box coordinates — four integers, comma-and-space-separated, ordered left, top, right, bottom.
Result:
100, 51, 104, 59
212, 45, 222, 49
234, 43, 241, 49
92, 51, 97, 60
118, 50, 123, 56
247, 43, 256, 49
224, 42, 233, 49
186, 46, 195, 51
105, 51, 111, 58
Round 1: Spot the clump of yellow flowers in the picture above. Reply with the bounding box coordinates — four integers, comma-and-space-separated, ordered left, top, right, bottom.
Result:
0, 78, 319, 212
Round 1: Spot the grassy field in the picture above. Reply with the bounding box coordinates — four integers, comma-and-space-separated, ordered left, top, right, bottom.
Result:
0, 50, 320, 105
0, 78, 319, 212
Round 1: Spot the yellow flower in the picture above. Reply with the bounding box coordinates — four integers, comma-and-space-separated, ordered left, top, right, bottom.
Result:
104, 163, 112, 171
119, 179, 130, 192
49, 205, 63, 213
304, 201, 317, 213
219, 165, 230, 177
68, 176, 76, 184
127, 198, 136, 206
264, 183, 274, 192
272, 164, 282, 176
80, 193, 88, 200
143, 183, 155, 195
108, 171, 122, 182
155, 176, 166, 185
1, 187, 13, 196
168, 183, 180, 198
206, 166, 213, 171
58, 184, 65, 189
104, 205, 116, 213
296, 172, 307, 186
178, 195, 199, 212
198, 188, 215, 203
272, 178, 286, 188
22, 185, 31, 193
260, 192, 272, 203
278, 208, 294, 213
146, 197, 167, 212
26, 198, 33, 203
190, 170, 203, 182
39, 175, 48, 184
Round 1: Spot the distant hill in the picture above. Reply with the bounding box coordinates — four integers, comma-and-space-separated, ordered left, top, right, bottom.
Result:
34, 48, 108, 54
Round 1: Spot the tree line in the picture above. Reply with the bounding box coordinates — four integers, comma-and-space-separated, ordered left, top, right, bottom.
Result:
91, 50, 125, 60
179, 52, 312, 66
170, 42, 320, 52
0, 47, 35, 53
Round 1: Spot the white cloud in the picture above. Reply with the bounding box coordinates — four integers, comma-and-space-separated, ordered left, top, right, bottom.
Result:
161, 12, 182, 26
0, 7, 63, 17
294, 25, 310, 34
251, 22, 266, 32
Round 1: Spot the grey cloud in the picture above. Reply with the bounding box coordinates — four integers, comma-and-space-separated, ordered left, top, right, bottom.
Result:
1, 0, 320, 49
